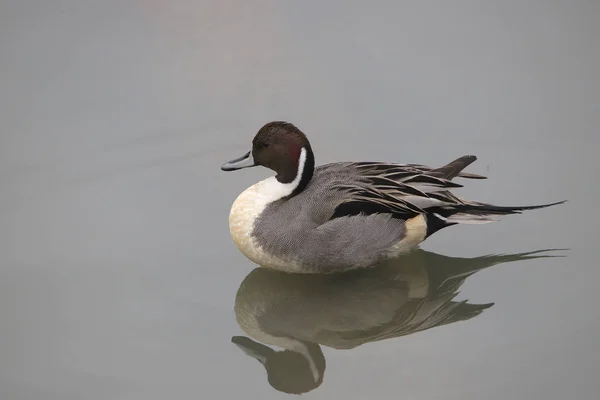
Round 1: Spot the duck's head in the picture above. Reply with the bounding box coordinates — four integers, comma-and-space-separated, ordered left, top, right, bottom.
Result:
221, 121, 315, 192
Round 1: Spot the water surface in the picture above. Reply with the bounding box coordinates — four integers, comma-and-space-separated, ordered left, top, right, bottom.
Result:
1, 1, 598, 399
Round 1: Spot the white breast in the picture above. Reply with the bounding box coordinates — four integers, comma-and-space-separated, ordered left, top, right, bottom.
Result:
227, 149, 308, 271
229, 176, 309, 271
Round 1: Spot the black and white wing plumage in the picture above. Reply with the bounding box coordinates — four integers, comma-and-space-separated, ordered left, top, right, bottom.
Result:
321, 155, 563, 231
325, 156, 481, 221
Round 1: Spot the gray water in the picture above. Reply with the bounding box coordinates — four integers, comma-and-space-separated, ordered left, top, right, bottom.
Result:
1, 1, 598, 399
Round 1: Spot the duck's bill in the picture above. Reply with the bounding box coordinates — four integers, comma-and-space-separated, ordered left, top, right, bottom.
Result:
221, 151, 256, 171
231, 336, 274, 365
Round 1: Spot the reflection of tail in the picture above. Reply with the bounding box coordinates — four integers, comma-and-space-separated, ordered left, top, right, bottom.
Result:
423, 249, 566, 301
435, 201, 567, 225
349, 292, 495, 344
423, 249, 566, 290
410, 294, 494, 330
346, 249, 565, 344
445, 301, 495, 323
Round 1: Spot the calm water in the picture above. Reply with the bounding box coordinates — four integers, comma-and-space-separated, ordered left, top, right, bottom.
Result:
1, 1, 598, 399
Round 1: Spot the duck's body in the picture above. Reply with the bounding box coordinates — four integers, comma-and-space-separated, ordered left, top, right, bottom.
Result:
222, 121, 564, 273
230, 162, 440, 272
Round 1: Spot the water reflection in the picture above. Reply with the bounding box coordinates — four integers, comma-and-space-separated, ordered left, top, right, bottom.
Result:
231, 248, 561, 394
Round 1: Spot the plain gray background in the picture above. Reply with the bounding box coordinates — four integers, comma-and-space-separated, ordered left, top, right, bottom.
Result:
1, 1, 598, 399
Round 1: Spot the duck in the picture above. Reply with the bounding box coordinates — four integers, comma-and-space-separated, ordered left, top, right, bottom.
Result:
221, 121, 565, 273
231, 248, 562, 394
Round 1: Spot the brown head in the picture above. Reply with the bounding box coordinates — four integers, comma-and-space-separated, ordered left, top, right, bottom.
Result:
221, 121, 315, 193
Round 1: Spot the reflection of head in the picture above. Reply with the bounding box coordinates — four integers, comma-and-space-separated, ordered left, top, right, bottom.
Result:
232, 336, 326, 394
266, 349, 324, 394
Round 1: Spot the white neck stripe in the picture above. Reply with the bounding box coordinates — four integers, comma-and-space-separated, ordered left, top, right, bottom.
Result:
283, 147, 307, 195
253, 147, 308, 206
290, 340, 320, 383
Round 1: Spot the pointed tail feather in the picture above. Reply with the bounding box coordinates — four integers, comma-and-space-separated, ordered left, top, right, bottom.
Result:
429, 155, 487, 180
456, 171, 488, 180
440, 200, 567, 224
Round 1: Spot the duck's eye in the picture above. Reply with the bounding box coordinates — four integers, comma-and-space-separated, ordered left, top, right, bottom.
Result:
263, 143, 270, 148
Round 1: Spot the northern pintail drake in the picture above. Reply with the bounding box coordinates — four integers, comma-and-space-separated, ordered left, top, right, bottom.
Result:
221, 121, 565, 273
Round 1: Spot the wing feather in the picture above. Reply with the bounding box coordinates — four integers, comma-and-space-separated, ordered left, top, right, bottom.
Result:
326, 160, 474, 221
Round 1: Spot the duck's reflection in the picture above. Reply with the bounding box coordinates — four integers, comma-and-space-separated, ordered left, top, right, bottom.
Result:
231, 249, 560, 394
